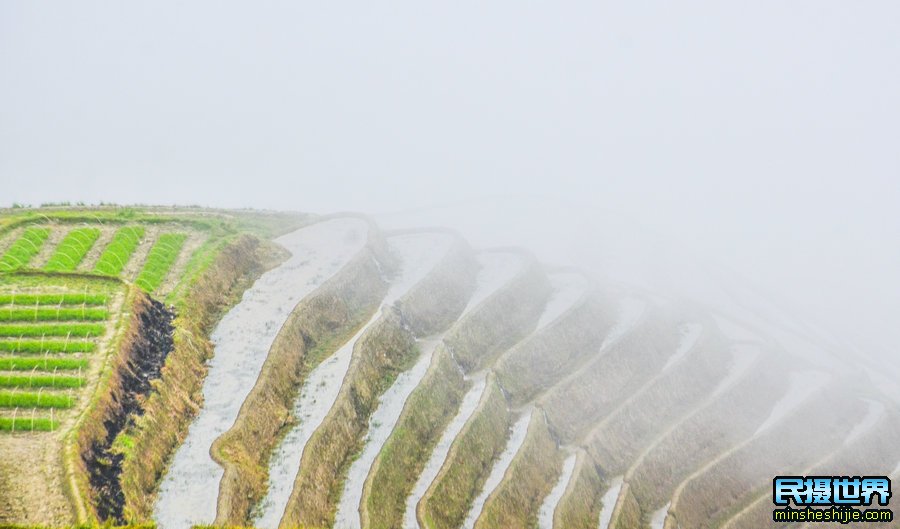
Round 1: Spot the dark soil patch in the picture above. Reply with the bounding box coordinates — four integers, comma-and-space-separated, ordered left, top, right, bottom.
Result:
87, 297, 175, 523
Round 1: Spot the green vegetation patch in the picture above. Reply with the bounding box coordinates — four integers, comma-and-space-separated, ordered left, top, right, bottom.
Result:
94, 226, 146, 276
0, 293, 108, 305
0, 339, 96, 353
0, 357, 89, 371
0, 323, 107, 337
44, 227, 102, 272
0, 227, 51, 271
0, 374, 86, 389
0, 416, 59, 432
135, 233, 187, 293
0, 390, 76, 408
0, 307, 109, 322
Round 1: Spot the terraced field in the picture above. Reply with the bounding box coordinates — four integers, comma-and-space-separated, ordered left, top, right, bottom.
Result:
0, 207, 304, 525
0, 278, 118, 431
0, 207, 895, 529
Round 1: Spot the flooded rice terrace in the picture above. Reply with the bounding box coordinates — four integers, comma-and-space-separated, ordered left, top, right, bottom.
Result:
154, 218, 368, 529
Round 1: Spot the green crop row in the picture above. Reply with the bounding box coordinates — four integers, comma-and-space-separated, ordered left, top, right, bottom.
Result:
135, 233, 187, 293
44, 227, 101, 272
0, 293, 108, 306
0, 416, 59, 432
0, 307, 108, 322
0, 340, 95, 353
0, 391, 75, 408
0, 227, 51, 272
94, 226, 146, 276
0, 323, 107, 337
0, 374, 85, 389
0, 357, 89, 371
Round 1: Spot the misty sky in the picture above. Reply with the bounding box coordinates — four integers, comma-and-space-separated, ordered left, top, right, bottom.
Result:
1, 2, 898, 361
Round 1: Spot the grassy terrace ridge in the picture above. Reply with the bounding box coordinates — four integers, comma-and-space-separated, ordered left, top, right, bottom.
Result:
537, 309, 682, 442
211, 229, 390, 526
625, 357, 784, 515
94, 226, 145, 276
552, 451, 604, 529
361, 260, 548, 529
281, 312, 420, 528
418, 374, 512, 529
494, 294, 617, 407
671, 384, 865, 529
474, 407, 563, 529
0, 340, 96, 353
134, 233, 187, 293
0, 293, 109, 305
0, 390, 76, 408
44, 228, 102, 272
360, 346, 467, 529
576, 331, 730, 455
444, 259, 552, 374
0, 323, 107, 337
0, 307, 109, 322
281, 238, 477, 529
0, 357, 90, 371
0, 226, 50, 271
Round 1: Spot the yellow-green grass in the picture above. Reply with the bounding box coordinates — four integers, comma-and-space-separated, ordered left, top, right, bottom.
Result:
474, 408, 563, 529
0, 390, 76, 408
0, 416, 60, 432
212, 242, 388, 526
0, 340, 96, 353
0, 357, 89, 371
94, 226, 146, 277
0, 323, 107, 337
282, 313, 419, 528
552, 451, 604, 529
418, 375, 512, 529
0, 307, 109, 322
673, 387, 865, 529
494, 296, 617, 407
361, 346, 467, 529
0, 227, 51, 271
44, 228, 102, 272
135, 233, 187, 293
0, 293, 108, 305
625, 362, 786, 513
0, 374, 86, 389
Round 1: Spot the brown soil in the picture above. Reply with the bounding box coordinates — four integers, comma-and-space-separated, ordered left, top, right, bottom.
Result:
0, 431, 73, 525
0, 226, 25, 259
76, 226, 118, 273
31, 224, 67, 269
157, 230, 206, 298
